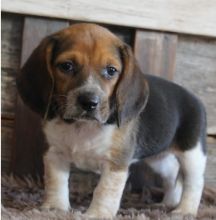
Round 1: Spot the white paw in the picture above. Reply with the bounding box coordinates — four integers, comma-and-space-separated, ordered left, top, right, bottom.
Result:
162, 198, 179, 209
171, 207, 197, 216
41, 201, 70, 211
85, 208, 114, 219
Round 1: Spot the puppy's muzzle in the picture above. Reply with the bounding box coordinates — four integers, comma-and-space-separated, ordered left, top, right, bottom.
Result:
77, 92, 100, 112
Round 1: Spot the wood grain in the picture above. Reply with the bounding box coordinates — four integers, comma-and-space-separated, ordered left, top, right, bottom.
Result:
12, 17, 69, 178
2, 0, 216, 37
174, 36, 216, 133
1, 13, 23, 70
134, 30, 178, 80
2, 119, 14, 173
1, 68, 17, 118
1, 14, 23, 173
205, 137, 216, 187
1, 14, 23, 118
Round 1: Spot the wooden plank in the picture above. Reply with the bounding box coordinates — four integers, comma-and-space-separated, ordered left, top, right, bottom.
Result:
1, 68, 17, 118
174, 36, 216, 134
1, 119, 14, 173
2, 0, 216, 37
205, 137, 216, 187
12, 17, 69, 178
134, 30, 178, 80
21, 17, 69, 65
1, 13, 23, 70
1, 13, 23, 173
208, 127, 216, 136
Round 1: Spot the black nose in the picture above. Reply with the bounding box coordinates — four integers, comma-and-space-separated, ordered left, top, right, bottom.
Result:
78, 93, 100, 111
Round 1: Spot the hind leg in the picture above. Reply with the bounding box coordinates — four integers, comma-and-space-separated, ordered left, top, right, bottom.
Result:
146, 153, 183, 208
173, 141, 207, 215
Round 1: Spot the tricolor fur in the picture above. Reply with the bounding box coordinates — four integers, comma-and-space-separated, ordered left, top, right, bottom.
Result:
17, 23, 207, 218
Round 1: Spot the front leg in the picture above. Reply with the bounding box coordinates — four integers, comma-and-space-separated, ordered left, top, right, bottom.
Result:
86, 165, 128, 218
42, 150, 70, 211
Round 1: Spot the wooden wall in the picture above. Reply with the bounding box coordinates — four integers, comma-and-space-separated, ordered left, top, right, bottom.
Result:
1, 13, 23, 171
1, 12, 216, 186
174, 36, 216, 134
3, 0, 216, 37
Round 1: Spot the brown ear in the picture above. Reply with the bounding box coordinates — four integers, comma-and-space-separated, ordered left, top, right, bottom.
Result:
116, 44, 149, 126
17, 36, 57, 119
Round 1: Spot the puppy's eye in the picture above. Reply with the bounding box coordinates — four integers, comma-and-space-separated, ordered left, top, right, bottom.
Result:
58, 61, 74, 73
107, 66, 117, 76
102, 66, 118, 79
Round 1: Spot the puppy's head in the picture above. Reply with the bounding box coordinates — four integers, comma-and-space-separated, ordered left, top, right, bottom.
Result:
17, 23, 149, 126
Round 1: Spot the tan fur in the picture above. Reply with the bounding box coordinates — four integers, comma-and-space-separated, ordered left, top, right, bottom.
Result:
51, 24, 123, 101
109, 121, 137, 170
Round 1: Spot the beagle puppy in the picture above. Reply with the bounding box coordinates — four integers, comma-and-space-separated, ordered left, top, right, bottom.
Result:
17, 23, 207, 218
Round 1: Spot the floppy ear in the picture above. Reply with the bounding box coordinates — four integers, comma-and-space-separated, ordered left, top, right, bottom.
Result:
116, 44, 149, 126
17, 36, 57, 119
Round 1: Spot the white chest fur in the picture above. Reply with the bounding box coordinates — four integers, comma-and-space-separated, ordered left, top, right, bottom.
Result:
43, 118, 115, 172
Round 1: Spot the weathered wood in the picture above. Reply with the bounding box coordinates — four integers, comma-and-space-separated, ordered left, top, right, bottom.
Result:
1, 68, 17, 118
1, 13, 23, 173
1, 119, 14, 173
12, 17, 69, 178
21, 17, 69, 65
174, 36, 216, 133
134, 30, 178, 80
2, 0, 216, 37
205, 137, 216, 187
208, 127, 216, 136
1, 13, 23, 118
1, 13, 23, 70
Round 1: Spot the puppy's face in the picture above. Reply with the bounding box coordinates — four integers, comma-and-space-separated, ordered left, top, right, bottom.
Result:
17, 23, 149, 126
51, 25, 123, 123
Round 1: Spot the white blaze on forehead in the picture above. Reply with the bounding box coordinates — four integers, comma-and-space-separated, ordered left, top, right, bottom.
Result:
86, 75, 95, 84
84, 75, 103, 91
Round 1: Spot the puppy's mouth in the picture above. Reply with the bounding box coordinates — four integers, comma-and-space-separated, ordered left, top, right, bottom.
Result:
62, 113, 100, 124
61, 101, 110, 124
62, 118, 75, 123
